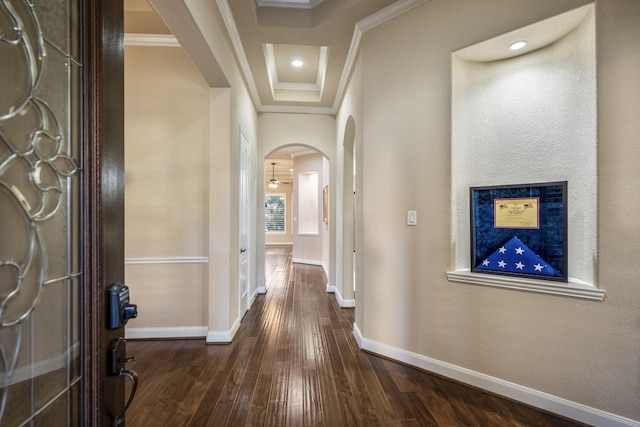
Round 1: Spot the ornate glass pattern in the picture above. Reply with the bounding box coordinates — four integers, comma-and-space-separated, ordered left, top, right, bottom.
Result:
1, 0, 82, 424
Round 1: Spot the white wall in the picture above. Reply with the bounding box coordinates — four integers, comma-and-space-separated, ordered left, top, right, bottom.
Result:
292, 153, 324, 265
340, 0, 640, 424
124, 46, 209, 336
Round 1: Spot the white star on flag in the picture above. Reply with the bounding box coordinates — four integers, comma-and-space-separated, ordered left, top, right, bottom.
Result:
482, 259, 490, 266
534, 263, 544, 272
498, 246, 506, 254
498, 260, 506, 268
515, 247, 524, 255
515, 262, 524, 270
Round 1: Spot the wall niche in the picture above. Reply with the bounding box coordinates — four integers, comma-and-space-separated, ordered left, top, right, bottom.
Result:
449, 4, 601, 298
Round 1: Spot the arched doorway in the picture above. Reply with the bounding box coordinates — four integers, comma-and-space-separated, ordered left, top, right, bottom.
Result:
263, 145, 330, 291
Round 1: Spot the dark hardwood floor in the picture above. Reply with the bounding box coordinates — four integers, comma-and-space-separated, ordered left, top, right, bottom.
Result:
125, 246, 588, 426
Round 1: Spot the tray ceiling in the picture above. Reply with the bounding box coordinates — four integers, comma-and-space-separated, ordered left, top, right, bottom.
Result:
126, 0, 427, 114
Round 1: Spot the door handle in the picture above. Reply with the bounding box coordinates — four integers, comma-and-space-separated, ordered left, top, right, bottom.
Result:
240, 248, 247, 253
109, 337, 138, 426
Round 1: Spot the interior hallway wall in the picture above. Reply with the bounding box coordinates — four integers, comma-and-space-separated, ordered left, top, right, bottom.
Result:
291, 153, 325, 266
342, 0, 640, 423
148, 0, 260, 342
336, 51, 364, 318
124, 45, 209, 336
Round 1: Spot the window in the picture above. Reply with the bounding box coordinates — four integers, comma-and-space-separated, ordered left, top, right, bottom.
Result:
265, 193, 286, 233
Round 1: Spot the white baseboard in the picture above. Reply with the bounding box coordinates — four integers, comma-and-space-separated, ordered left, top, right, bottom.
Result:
125, 326, 207, 340
292, 258, 323, 266
125, 321, 243, 343
125, 316, 247, 344
257, 285, 267, 294
352, 323, 639, 427
326, 284, 355, 308
206, 316, 241, 344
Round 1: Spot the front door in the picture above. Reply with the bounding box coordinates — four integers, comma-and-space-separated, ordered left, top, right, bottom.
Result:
0, 1, 126, 425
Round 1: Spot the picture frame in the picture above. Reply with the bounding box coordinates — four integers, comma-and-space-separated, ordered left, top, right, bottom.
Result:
322, 185, 329, 224
470, 181, 567, 282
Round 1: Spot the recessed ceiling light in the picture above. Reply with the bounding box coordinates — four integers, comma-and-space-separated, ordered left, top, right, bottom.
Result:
508, 40, 528, 51
291, 59, 304, 67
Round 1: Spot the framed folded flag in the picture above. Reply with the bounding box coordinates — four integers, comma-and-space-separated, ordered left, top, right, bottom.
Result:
470, 182, 567, 282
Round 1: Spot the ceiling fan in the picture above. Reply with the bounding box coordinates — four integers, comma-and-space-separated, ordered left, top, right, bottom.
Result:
266, 162, 292, 188
268, 162, 279, 188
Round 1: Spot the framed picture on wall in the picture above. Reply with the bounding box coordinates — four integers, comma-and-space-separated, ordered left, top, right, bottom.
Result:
323, 185, 329, 224
470, 181, 567, 282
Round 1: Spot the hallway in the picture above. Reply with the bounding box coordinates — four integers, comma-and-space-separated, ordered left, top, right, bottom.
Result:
125, 247, 585, 426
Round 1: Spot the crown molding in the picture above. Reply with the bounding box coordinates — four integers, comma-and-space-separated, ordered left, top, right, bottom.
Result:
358, 0, 429, 32
332, 27, 362, 113
124, 33, 180, 47
217, 0, 428, 115
216, 0, 262, 107
333, 0, 429, 111
257, 0, 326, 9
264, 44, 328, 98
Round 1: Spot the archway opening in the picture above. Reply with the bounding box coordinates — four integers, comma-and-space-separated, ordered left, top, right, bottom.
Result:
263, 145, 330, 291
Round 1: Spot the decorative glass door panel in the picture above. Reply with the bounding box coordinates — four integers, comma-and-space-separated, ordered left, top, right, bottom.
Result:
1, 0, 82, 425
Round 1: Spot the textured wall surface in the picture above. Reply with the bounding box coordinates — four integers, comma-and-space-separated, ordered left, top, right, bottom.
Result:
452, 5, 596, 282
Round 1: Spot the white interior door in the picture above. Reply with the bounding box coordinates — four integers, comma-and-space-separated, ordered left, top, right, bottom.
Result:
239, 131, 251, 316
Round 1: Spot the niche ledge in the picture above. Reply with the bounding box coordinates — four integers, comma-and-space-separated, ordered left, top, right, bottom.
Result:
446, 270, 605, 301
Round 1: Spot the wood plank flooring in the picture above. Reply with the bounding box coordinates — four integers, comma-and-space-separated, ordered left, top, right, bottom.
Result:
125, 246, 588, 426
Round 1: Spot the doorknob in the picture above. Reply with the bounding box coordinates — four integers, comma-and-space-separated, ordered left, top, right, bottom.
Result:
108, 337, 138, 426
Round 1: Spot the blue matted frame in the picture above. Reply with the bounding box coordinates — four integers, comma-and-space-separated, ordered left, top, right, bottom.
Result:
470, 182, 568, 282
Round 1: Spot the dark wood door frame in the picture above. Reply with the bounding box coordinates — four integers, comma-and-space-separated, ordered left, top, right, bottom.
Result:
83, 1, 126, 425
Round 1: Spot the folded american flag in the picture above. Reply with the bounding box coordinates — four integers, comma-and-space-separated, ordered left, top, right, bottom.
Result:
474, 236, 561, 278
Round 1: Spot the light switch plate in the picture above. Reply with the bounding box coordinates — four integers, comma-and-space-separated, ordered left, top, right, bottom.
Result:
407, 210, 417, 226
